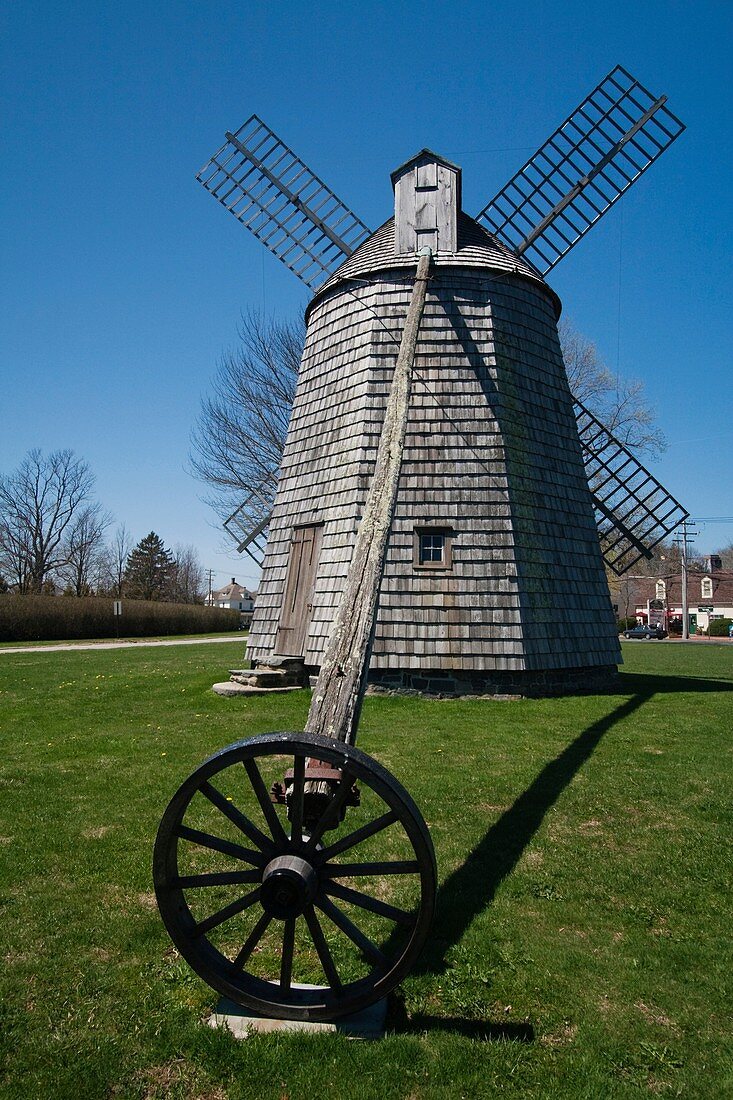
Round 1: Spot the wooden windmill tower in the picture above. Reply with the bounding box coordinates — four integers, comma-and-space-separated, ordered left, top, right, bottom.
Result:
199, 66, 687, 696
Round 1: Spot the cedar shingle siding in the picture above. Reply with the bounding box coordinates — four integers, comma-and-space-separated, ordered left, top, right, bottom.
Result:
248, 191, 620, 691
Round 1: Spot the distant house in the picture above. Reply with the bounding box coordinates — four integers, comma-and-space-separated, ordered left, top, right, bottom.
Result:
633, 567, 733, 634
207, 578, 256, 628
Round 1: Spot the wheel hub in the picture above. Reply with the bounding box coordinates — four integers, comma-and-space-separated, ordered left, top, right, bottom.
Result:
260, 853, 318, 920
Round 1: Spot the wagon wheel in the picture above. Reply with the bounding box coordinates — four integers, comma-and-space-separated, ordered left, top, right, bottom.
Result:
153, 731, 436, 1022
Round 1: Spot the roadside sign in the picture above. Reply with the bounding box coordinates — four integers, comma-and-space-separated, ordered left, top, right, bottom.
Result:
698, 605, 713, 613
113, 601, 122, 616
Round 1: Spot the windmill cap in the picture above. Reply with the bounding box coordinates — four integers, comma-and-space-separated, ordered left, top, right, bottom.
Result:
390, 149, 462, 188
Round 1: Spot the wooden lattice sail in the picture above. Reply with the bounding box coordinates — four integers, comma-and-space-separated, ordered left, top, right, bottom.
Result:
574, 400, 688, 576
197, 115, 371, 288
223, 479, 277, 567
476, 66, 685, 275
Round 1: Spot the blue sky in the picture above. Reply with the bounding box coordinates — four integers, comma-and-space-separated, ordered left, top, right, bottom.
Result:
2, 0, 731, 588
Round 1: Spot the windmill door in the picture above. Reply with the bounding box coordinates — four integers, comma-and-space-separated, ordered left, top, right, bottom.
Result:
275, 524, 323, 657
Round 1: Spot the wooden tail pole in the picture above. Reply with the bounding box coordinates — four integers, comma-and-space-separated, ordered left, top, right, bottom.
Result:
305, 249, 432, 745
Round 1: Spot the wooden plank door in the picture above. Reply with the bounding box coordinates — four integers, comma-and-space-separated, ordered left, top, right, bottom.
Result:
275, 524, 323, 657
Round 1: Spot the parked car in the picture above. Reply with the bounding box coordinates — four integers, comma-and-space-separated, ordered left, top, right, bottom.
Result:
622, 624, 668, 640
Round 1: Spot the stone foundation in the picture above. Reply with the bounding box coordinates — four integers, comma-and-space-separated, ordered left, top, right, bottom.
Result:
365, 664, 619, 699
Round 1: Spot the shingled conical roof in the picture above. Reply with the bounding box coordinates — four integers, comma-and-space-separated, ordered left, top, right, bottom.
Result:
310, 212, 559, 316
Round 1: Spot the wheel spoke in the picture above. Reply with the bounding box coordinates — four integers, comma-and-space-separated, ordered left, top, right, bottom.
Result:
289, 753, 305, 844
194, 887, 261, 936
316, 894, 388, 969
317, 809, 399, 862
200, 781, 276, 854
232, 910, 272, 970
324, 880, 414, 926
303, 771, 355, 853
176, 825, 265, 866
280, 917, 296, 991
176, 869, 262, 888
242, 758, 289, 845
322, 860, 420, 878
303, 904, 342, 991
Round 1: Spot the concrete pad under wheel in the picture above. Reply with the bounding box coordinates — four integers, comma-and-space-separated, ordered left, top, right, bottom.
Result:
207, 989, 387, 1039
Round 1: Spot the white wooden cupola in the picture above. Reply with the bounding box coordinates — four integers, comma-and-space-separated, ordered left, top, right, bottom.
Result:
391, 149, 461, 255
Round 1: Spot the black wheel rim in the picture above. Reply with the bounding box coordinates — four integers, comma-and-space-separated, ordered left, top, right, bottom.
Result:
153, 732, 436, 1022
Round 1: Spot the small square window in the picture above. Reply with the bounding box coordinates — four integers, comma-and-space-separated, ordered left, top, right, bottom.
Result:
420, 534, 444, 563
414, 527, 454, 570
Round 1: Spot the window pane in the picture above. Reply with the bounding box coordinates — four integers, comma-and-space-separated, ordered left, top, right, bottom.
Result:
419, 534, 444, 564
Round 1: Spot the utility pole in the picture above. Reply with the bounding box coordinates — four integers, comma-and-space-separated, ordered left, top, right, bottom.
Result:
674, 520, 698, 640
206, 568, 215, 605
680, 531, 689, 641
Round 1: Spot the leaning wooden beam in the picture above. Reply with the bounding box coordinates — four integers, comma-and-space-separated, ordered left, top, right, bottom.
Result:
305, 249, 432, 745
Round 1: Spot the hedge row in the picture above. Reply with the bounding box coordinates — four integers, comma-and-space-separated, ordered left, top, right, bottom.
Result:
708, 617, 732, 638
0, 595, 240, 642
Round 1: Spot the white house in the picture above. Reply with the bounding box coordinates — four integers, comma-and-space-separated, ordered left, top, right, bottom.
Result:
207, 578, 256, 628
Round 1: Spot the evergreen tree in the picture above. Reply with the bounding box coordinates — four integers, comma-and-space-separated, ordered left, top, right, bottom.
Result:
124, 532, 175, 601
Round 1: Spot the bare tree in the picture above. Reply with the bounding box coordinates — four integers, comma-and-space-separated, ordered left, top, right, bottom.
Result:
100, 524, 134, 597
189, 309, 303, 523
608, 570, 641, 624
559, 319, 666, 457
717, 543, 733, 571
0, 449, 97, 593
58, 503, 112, 596
170, 543, 206, 604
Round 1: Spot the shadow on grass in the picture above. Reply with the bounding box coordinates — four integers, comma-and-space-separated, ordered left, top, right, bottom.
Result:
388, 991, 534, 1041
388, 667, 732, 1035
614, 671, 733, 695
415, 691, 651, 977
410, 1013, 534, 1042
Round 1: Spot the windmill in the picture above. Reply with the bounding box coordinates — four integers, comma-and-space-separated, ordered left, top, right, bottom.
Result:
152, 68, 688, 1024
198, 65, 687, 696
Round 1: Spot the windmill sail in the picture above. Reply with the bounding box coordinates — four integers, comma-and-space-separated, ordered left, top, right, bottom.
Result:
476, 66, 684, 275
224, 480, 276, 567
197, 115, 371, 288
574, 399, 688, 575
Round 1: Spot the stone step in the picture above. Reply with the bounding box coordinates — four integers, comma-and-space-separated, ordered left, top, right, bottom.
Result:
246, 668, 289, 683
212, 681, 304, 698
262, 656, 307, 671
215, 659, 307, 696
231, 668, 304, 688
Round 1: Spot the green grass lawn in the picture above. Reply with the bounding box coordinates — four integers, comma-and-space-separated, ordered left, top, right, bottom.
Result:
1, 642, 731, 1098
